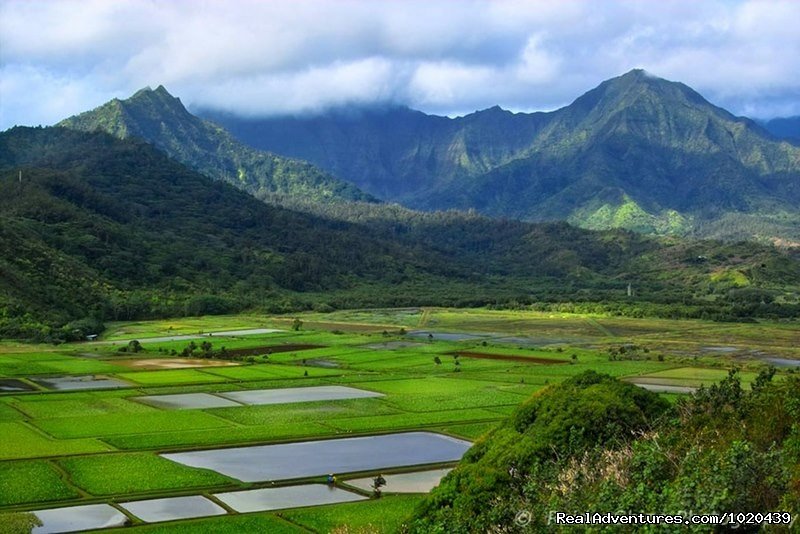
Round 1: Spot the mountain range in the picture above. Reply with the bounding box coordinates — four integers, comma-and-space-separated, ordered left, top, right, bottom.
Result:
58, 86, 374, 205
201, 69, 800, 241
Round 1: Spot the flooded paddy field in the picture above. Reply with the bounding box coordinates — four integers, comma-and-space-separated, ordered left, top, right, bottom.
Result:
0, 378, 36, 392
136, 386, 382, 410
135, 392, 244, 410
627, 382, 698, 394
100, 327, 284, 344
763, 357, 800, 368
30, 375, 130, 391
121, 495, 226, 522
161, 432, 471, 482
215, 484, 366, 513
218, 385, 383, 406
1, 309, 796, 532
346, 468, 452, 494
31, 503, 128, 533
407, 330, 488, 341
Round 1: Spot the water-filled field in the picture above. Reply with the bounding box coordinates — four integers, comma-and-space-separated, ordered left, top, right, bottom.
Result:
215, 485, 366, 513
1, 308, 795, 532
162, 432, 470, 482
120, 495, 226, 522
346, 468, 452, 493
31, 504, 127, 533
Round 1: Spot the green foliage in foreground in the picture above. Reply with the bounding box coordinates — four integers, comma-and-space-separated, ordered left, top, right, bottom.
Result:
95, 513, 303, 533
408, 369, 800, 533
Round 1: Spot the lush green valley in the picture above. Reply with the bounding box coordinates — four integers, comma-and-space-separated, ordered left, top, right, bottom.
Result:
0, 309, 798, 533
4, 2, 800, 532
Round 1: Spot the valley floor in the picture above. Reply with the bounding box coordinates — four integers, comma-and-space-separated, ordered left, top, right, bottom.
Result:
1, 308, 797, 532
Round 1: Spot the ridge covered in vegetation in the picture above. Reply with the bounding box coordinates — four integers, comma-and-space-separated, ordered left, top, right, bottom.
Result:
408, 369, 799, 533
58, 86, 375, 204
204, 70, 800, 242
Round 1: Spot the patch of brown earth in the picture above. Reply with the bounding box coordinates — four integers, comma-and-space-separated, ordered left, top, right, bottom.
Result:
112, 358, 242, 370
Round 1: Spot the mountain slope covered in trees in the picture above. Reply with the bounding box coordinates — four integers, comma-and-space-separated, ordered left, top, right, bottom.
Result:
204, 70, 800, 241
1, 127, 799, 339
58, 86, 374, 204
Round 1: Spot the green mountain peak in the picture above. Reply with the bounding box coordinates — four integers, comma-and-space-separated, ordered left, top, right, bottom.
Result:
58, 87, 374, 204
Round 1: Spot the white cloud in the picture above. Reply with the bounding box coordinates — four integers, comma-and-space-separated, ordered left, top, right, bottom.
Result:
408, 62, 495, 107
1, 0, 798, 129
515, 35, 560, 84
185, 57, 401, 116
0, 65, 121, 128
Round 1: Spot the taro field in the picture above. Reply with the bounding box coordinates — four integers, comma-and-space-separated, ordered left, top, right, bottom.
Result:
0, 308, 797, 532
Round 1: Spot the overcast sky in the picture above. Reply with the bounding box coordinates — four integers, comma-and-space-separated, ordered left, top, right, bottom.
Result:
1, 0, 799, 130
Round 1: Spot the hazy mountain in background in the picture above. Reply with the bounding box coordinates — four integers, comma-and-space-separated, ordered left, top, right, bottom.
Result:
760, 116, 800, 144
58, 86, 375, 204
203, 70, 800, 241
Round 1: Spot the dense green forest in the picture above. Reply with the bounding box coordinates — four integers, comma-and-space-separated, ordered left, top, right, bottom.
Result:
408, 369, 799, 533
1, 127, 799, 341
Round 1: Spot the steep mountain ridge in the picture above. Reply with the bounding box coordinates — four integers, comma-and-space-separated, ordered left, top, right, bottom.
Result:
58, 86, 374, 204
203, 70, 800, 240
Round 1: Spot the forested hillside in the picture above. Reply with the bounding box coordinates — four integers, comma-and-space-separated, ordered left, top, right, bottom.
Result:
58, 86, 374, 204
205, 70, 800, 241
1, 127, 799, 341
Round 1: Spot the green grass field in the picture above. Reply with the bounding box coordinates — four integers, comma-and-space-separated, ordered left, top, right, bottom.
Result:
58, 453, 238, 496
0, 460, 79, 505
0, 308, 795, 531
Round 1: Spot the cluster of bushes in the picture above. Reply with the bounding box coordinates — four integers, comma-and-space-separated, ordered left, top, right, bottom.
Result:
0, 314, 104, 344
407, 369, 799, 533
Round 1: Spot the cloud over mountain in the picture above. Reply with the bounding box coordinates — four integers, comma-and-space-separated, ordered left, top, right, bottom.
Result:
2, 0, 799, 129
